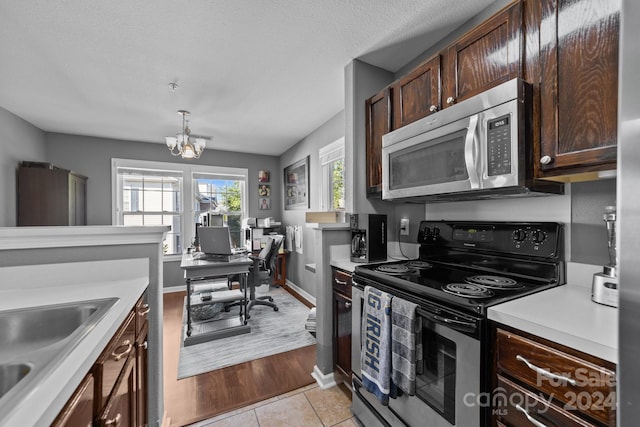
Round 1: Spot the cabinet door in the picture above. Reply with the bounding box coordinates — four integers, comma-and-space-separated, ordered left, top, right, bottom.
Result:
98, 356, 137, 427
365, 88, 391, 197
68, 173, 87, 225
443, 1, 523, 106
391, 55, 441, 129
537, 0, 619, 178
333, 291, 352, 378
136, 323, 148, 427
18, 167, 70, 226
51, 373, 94, 427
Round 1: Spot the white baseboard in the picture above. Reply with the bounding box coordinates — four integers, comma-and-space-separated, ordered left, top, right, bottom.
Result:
311, 365, 338, 390
286, 280, 316, 306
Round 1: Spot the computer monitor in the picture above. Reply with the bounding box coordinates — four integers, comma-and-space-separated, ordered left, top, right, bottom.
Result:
198, 226, 233, 255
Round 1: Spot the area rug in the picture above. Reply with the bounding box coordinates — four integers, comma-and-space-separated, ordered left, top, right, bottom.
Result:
177, 285, 316, 379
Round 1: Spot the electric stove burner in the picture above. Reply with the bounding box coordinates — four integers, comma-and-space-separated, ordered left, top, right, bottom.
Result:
376, 264, 413, 275
442, 283, 495, 298
406, 260, 432, 269
466, 275, 522, 289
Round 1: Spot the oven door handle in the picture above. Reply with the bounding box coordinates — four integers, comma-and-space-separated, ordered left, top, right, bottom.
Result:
418, 308, 477, 333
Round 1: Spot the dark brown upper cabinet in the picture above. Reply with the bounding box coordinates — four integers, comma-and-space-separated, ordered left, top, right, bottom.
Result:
390, 55, 442, 129
537, 0, 620, 180
365, 88, 391, 196
442, 1, 523, 106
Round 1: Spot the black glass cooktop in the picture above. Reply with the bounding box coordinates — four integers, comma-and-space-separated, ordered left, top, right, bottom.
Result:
354, 258, 560, 316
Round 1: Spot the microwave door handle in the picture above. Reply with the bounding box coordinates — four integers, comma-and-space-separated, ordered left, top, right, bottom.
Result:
464, 114, 480, 189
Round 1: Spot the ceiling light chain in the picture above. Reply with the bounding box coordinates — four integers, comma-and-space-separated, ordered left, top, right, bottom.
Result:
164, 110, 207, 159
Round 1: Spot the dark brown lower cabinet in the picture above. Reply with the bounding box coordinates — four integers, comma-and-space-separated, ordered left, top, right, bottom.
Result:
332, 268, 352, 378
51, 373, 94, 427
494, 326, 616, 426
52, 294, 148, 426
98, 356, 137, 427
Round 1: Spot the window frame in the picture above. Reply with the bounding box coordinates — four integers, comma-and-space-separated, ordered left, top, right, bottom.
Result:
319, 137, 345, 212
111, 158, 248, 261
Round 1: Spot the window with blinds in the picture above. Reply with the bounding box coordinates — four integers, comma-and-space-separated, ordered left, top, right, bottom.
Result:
320, 137, 345, 211
116, 167, 183, 255
112, 159, 248, 257
193, 172, 246, 248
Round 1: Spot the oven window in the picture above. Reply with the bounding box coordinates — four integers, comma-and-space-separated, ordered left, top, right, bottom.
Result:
416, 327, 456, 424
389, 129, 468, 190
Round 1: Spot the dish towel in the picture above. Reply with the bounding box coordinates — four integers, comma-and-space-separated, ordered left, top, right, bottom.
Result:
361, 286, 394, 405
391, 296, 422, 395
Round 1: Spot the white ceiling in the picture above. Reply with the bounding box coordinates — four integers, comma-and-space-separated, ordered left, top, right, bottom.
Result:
0, 0, 494, 156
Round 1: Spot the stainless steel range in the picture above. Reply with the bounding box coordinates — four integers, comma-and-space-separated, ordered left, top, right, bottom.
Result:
351, 220, 564, 427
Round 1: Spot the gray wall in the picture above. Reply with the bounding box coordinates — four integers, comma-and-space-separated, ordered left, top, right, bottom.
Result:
45, 133, 281, 225
571, 179, 617, 265
280, 110, 344, 297
44, 133, 281, 288
0, 106, 46, 227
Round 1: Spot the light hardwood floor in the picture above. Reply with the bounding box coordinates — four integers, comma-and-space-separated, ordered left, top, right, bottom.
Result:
162, 290, 322, 426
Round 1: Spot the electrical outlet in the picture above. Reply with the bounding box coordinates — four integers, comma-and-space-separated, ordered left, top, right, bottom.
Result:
400, 218, 409, 236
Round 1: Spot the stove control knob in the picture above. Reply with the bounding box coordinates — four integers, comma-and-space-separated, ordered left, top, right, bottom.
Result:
512, 229, 528, 242
531, 229, 547, 244
432, 226, 440, 237
420, 227, 431, 241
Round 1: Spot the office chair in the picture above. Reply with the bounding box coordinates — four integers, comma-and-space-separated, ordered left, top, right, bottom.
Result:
226, 235, 284, 319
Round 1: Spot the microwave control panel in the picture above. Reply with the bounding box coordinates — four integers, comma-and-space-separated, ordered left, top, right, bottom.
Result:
486, 114, 512, 176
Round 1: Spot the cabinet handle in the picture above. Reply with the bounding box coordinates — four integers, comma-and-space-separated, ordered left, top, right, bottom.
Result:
139, 303, 150, 316
104, 413, 122, 427
446, 96, 455, 105
345, 302, 352, 309
112, 340, 133, 361
516, 355, 577, 386
429, 105, 439, 112
515, 404, 548, 427
540, 155, 553, 165
142, 340, 148, 350
335, 279, 348, 286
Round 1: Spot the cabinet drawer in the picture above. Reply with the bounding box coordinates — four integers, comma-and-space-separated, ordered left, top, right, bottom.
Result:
95, 311, 136, 408
496, 329, 616, 425
332, 269, 352, 297
497, 375, 595, 427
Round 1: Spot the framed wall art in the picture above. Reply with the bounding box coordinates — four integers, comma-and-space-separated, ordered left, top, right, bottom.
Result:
284, 156, 309, 210
258, 170, 270, 182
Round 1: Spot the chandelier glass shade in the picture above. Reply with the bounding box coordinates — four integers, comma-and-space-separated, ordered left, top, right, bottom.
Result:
165, 110, 207, 159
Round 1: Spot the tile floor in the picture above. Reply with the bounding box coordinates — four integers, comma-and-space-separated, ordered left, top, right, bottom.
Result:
187, 383, 359, 427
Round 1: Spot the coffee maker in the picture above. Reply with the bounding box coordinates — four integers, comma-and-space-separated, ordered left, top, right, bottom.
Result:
350, 214, 387, 263
592, 205, 619, 307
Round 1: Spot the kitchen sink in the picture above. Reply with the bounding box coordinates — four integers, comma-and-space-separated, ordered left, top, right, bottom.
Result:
0, 363, 31, 399
0, 299, 116, 354
0, 298, 118, 412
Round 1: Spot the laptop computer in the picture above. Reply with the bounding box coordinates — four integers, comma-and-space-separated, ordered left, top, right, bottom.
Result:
198, 226, 234, 255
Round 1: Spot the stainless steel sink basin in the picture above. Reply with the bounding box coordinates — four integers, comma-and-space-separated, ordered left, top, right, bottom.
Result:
0, 299, 115, 353
0, 298, 118, 413
0, 363, 31, 399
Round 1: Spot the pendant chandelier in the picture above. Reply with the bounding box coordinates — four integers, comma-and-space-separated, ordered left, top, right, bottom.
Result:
165, 110, 207, 159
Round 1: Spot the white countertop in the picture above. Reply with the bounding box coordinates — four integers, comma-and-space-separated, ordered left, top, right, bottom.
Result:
0, 259, 148, 426
489, 263, 618, 364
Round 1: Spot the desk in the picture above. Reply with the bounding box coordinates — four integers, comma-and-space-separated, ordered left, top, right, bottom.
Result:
180, 253, 253, 346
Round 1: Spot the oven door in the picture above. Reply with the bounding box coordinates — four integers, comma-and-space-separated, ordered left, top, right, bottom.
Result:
352, 281, 482, 427
382, 114, 479, 200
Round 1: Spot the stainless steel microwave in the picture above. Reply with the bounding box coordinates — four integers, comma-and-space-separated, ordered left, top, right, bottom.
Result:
382, 78, 563, 201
